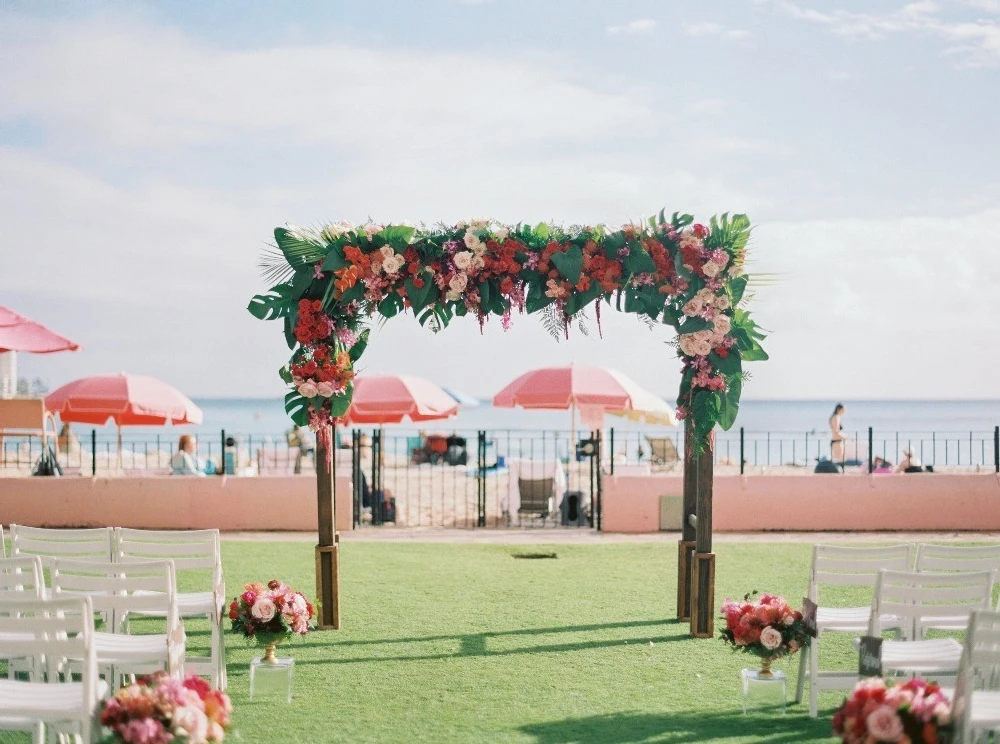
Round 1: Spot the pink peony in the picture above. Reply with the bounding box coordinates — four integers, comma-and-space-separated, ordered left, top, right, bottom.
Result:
865, 705, 905, 742
251, 597, 276, 622
759, 626, 783, 651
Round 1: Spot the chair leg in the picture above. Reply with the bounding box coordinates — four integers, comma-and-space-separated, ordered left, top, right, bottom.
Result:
211, 611, 227, 690
809, 636, 820, 718
795, 643, 807, 703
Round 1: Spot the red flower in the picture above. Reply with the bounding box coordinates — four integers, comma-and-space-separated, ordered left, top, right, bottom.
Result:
183, 674, 212, 700
241, 590, 257, 606
268, 579, 281, 590
692, 223, 708, 238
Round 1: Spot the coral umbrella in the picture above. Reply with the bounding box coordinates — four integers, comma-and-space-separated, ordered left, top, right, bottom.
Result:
493, 364, 675, 437
45, 373, 203, 470
0, 306, 81, 354
343, 375, 459, 425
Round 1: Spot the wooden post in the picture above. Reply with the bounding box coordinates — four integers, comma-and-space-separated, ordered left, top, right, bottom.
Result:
677, 420, 697, 621
690, 434, 715, 638
315, 425, 341, 629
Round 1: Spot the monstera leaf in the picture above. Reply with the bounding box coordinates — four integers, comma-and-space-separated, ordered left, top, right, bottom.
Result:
248, 283, 295, 321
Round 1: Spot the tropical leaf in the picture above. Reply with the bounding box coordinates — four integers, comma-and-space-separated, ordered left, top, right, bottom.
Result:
258, 244, 295, 285
348, 329, 370, 362
274, 227, 326, 270
550, 245, 583, 285
284, 391, 310, 426
247, 283, 295, 321
329, 385, 353, 417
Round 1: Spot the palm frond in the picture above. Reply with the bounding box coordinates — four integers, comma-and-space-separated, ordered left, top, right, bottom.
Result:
258, 244, 295, 285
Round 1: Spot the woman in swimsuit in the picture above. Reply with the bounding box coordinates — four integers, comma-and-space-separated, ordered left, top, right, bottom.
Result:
829, 403, 847, 464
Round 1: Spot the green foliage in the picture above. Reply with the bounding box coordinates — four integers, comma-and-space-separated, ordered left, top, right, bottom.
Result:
247, 283, 295, 321
550, 245, 583, 285
283, 391, 309, 426
718, 374, 742, 431
348, 329, 370, 362
274, 227, 326, 270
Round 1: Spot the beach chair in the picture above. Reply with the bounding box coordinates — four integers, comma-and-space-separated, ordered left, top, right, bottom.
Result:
517, 478, 556, 525
114, 528, 227, 689
0, 399, 58, 472
868, 569, 993, 683
796, 543, 915, 717
52, 558, 186, 693
0, 596, 104, 743
952, 609, 1000, 743
645, 436, 680, 470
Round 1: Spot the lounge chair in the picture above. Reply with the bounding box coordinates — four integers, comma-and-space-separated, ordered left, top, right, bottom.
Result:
517, 477, 556, 525
645, 436, 680, 470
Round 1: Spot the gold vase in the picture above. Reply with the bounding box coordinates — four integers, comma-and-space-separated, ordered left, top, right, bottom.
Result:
257, 633, 284, 665
758, 656, 773, 678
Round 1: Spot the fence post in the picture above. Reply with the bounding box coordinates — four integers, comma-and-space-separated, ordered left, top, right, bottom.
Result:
739, 427, 744, 475
220, 429, 226, 476
595, 430, 603, 532
609, 428, 615, 476
868, 427, 873, 474
91, 429, 97, 476
477, 431, 487, 527
994, 426, 999, 473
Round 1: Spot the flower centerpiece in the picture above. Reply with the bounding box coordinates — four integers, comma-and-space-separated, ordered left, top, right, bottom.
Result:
99, 672, 232, 743
833, 677, 952, 744
229, 580, 315, 664
719, 592, 812, 677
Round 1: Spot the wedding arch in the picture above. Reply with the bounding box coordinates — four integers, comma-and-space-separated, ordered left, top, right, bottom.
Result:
249, 211, 767, 637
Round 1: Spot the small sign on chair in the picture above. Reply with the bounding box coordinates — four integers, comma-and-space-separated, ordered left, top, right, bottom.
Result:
858, 636, 883, 677
801, 597, 818, 638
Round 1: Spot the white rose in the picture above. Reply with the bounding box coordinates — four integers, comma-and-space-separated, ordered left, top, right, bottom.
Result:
453, 251, 473, 271
380, 245, 395, 260
713, 315, 731, 335
715, 295, 731, 310
471, 218, 489, 228
463, 231, 482, 250
455, 220, 467, 230
472, 255, 485, 270
445, 289, 462, 301
384, 255, 405, 275
759, 626, 783, 651
173, 705, 209, 744
682, 298, 703, 318
702, 261, 720, 278
679, 336, 698, 356
251, 596, 277, 622
781, 614, 795, 626
449, 274, 468, 293
494, 226, 509, 240
297, 381, 319, 398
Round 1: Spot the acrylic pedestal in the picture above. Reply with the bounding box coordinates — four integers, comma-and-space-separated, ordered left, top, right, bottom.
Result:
249, 657, 294, 703
741, 668, 786, 714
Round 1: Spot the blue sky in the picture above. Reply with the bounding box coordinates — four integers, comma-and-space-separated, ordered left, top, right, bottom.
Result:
2, 0, 998, 400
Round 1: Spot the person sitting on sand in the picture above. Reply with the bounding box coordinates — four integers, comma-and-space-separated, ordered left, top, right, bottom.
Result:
872, 456, 893, 474
896, 447, 924, 473
170, 434, 205, 476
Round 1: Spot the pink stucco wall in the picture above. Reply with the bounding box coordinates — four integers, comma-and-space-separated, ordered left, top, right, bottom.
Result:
0, 475, 353, 532
602, 473, 1000, 533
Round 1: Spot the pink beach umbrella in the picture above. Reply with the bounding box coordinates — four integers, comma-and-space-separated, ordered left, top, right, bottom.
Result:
493, 364, 675, 436
343, 375, 459, 425
0, 305, 81, 354
45, 373, 203, 469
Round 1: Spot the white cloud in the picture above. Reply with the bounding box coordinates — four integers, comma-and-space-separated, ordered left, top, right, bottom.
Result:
959, 0, 1000, 12
606, 19, 657, 35
682, 22, 752, 40
774, 1, 1000, 66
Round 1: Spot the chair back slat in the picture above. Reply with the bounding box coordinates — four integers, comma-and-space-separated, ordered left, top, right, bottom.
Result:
809, 544, 914, 601
0, 556, 44, 596
916, 543, 1000, 574
518, 478, 554, 514
10, 526, 114, 575
871, 570, 994, 638
115, 528, 221, 578
0, 596, 96, 677
51, 558, 177, 628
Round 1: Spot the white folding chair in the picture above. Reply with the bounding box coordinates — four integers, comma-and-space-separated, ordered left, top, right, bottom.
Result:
52, 558, 185, 693
870, 569, 994, 682
0, 595, 104, 744
796, 543, 914, 717
114, 528, 226, 689
952, 609, 1000, 743
1, 524, 6, 558
0, 556, 45, 680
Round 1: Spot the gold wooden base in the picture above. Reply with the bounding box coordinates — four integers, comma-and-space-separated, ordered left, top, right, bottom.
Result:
315, 537, 341, 630
676, 540, 696, 621
689, 552, 716, 638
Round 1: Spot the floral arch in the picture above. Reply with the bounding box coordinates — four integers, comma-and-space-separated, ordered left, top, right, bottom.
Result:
249, 210, 767, 636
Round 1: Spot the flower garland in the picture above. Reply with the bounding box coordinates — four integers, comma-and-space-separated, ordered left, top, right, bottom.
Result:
249, 211, 766, 448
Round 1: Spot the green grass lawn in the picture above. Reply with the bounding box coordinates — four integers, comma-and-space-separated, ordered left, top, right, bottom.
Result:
210, 540, 847, 743
2, 539, 887, 743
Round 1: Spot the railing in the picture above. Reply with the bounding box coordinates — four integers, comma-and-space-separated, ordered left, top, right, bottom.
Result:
3, 425, 999, 477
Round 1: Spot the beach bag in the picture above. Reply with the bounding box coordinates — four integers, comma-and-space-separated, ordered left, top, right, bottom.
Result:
814, 458, 842, 474
32, 446, 63, 477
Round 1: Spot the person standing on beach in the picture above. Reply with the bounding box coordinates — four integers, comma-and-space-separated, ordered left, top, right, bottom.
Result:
829, 403, 848, 464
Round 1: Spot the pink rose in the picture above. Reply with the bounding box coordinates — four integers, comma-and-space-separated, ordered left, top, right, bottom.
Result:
712, 315, 731, 335
251, 597, 277, 622
172, 705, 209, 744
449, 273, 468, 293
453, 251, 473, 271
682, 298, 703, 317
702, 261, 720, 278
315, 381, 335, 398
759, 626, 783, 651
865, 705, 905, 742
297, 380, 319, 398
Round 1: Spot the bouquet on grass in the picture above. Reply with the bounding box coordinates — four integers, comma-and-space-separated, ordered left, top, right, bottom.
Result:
229, 579, 315, 662
719, 591, 812, 676
832, 677, 952, 744
100, 672, 232, 743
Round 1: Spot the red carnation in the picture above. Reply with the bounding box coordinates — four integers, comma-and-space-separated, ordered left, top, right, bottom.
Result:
692, 223, 708, 238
